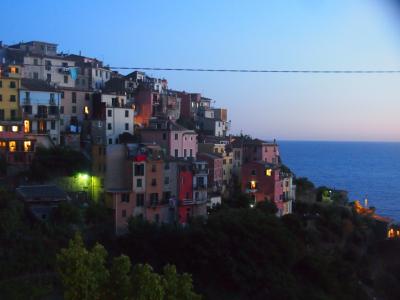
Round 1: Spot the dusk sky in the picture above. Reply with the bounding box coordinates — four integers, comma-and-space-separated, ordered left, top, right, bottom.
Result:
2, 0, 400, 141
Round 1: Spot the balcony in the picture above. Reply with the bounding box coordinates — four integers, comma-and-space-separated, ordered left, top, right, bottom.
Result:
193, 168, 209, 175
193, 183, 207, 190
35, 113, 48, 119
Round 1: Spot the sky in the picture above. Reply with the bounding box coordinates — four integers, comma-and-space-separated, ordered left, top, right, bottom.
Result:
2, 0, 400, 141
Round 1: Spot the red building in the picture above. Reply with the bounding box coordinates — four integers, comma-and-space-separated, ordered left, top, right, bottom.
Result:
177, 164, 194, 224
177, 92, 201, 120
241, 161, 284, 214
0, 120, 36, 176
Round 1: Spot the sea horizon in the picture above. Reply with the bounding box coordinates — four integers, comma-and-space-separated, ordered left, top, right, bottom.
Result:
279, 140, 400, 221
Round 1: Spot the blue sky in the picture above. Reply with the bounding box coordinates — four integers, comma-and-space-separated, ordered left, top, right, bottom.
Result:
2, 0, 400, 141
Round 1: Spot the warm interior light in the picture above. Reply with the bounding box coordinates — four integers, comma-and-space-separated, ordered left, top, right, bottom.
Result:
265, 168, 272, 176
24, 120, 30, 133
84, 106, 89, 114
24, 141, 31, 152
9, 141, 16, 152
250, 180, 257, 190
11, 125, 18, 132
0, 126, 3, 132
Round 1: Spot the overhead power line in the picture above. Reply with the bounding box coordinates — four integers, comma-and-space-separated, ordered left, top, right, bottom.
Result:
14, 63, 400, 74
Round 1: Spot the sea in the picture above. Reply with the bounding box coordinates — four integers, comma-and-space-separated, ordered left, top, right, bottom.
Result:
279, 141, 400, 221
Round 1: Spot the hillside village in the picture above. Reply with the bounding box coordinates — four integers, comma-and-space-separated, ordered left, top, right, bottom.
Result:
0, 40, 296, 234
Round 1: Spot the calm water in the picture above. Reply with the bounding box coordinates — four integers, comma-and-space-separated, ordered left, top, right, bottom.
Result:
279, 141, 400, 220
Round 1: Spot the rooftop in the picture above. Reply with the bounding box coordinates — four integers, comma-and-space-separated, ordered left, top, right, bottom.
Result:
16, 185, 68, 201
21, 78, 58, 92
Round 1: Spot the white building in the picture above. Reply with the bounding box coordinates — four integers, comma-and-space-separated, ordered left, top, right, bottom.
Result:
20, 78, 61, 145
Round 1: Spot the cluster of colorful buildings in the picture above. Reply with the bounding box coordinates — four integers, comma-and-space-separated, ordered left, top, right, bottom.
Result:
0, 40, 295, 234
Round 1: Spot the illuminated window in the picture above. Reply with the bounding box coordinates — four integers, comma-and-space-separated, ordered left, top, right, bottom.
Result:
0, 141, 6, 148
9, 67, 18, 74
9, 141, 16, 152
265, 169, 272, 176
250, 180, 257, 190
84, 106, 89, 114
24, 120, 30, 133
11, 125, 18, 132
24, 141, 31, 152
0, 126, 3, 132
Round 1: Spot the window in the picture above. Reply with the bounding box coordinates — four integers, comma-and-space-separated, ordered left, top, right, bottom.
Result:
24, 141, 31, 152
60, 106, 64, 114
125, 110, 129, 117
0, 94, 2, 101
163, 192, 171, 202
10, 110, 16, 120
9, 141, 16, 152
51, 120, 56, 130
33, 58, 38, 65
249, 181, 257, 190
162, 133, 166, 140
184, 149, 187, 157
164, 162, 169, 170
136, 194, 144, 206
151, 164, 156, 172
64, 75, 68, 84
190, 149, 193, 157
0, 80, 2, 87
24, 120, 30, 133
136, 178, 142, 188
46, 73, 51, 81
107, 110, 112, 117
175, 149, 178, 157
45, 60, 51, 70
125, 123, 129, 131
72, 106, 77, 113
11, 125, 18, 132
164, 177, 169, 185
0, 110, 4, 121
150, 193, 158, 205
9, 81, 16, 88
33, 72, 39, 79
108, 138, 112, 145
24, 105, 32, 114
107, 123, 112, 130
122, 209, 127, 218
121, 193, 130, 203
72, 92, 76, 103
85, 93, 90, 100
223, 159, 226, 165
60, 91, 64, 99
251, 169, 256, 176
174, 133, 178, 140
151, 178, 157, 186
135, 164, 144, 176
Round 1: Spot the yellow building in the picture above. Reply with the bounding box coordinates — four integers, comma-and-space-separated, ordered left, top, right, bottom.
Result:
0, 67, 21, 121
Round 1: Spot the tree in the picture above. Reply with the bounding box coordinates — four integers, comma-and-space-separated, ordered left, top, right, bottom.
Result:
131, 264, 164, 300
56, 232, 109, 300
162, 264, 201, 300
108, 255, 132, 300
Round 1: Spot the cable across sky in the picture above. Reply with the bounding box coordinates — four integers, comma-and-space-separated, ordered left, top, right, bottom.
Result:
18, 64, 400, 74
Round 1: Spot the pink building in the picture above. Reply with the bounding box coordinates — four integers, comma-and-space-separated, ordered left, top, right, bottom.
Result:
241, 161, 284, 215
141, 119, 197, 159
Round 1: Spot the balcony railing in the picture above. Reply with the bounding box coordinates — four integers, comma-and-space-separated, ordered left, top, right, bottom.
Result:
193, 184, 207, 190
